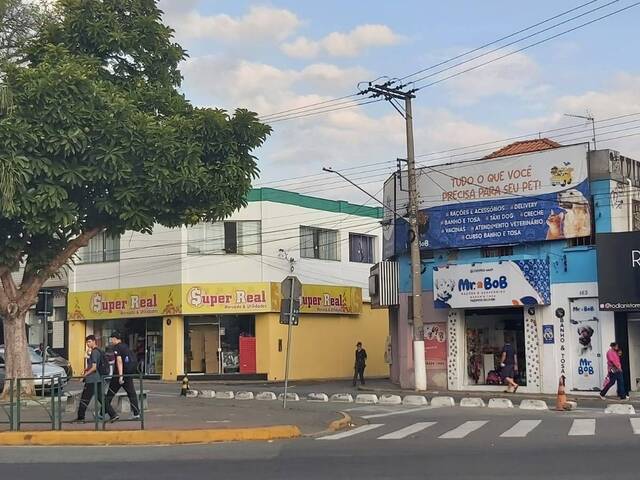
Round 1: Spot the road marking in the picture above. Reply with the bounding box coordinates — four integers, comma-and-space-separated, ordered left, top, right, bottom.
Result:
317, 424, 384, 440
500, 420, 541, 438
378, 422, 437, 440
630, 418, 640, 434
568, 419, 595, 436
439, 421, 488, 439
362, 407, 431, 419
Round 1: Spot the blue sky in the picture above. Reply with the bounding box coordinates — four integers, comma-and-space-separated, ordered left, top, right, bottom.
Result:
159, 0, 640, 202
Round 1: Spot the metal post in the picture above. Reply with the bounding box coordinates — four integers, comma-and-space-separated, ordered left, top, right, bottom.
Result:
16, 378, 21, 431
139, 372, 145, 430
9, 378, 14, 431
50, 377, 55, 430
405, 96, 427, 392
283, 278, 295, 408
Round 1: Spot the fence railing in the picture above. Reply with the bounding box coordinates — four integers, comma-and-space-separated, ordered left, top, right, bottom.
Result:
0, 373, 145, 431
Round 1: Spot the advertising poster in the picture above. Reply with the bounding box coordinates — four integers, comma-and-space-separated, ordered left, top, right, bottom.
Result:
433, 260, 550, 309
395, 144, 590, 250
424, 323, 448, 389
569, 298, 603, 391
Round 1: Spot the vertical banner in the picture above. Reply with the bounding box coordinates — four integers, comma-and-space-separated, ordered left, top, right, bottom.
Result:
569, 298, 603, 391
424, 323, 448, 389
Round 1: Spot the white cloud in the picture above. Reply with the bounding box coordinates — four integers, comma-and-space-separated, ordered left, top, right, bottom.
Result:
442, 50, 544, 105
282, 24, 404, 59
161, 4, 301, 43
514, 74, 640, 157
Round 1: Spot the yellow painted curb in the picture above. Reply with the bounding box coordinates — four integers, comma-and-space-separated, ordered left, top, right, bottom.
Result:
0, 425, 301, 446
328, 412, 352, 432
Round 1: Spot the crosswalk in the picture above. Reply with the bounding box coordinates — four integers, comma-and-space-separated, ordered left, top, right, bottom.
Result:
317, 418, 640, 441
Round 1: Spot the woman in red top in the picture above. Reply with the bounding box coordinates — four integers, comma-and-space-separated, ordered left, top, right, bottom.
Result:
600, 342, 629, 400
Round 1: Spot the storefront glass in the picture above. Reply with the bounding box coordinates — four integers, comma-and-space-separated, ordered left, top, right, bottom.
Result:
87, 318, 163, 376
464, 308, 526, 387
184, 315, 256, 375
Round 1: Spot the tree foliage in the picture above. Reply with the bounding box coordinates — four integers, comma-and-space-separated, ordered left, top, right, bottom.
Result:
0, 0, 271, 390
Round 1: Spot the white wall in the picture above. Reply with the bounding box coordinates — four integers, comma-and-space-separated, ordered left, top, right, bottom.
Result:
540, 282, 615, 394
71, 200, 381, 297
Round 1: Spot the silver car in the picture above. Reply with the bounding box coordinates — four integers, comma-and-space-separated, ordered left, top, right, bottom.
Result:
0, 345, 68, 393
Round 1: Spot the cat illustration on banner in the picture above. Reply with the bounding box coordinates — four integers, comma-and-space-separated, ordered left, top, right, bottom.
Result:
545, 189, 591, 240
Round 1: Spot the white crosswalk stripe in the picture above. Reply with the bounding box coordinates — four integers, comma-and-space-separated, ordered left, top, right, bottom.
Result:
439, 421, 488, 439
568, 419, 596, 436
317, 424, 384, 440
500, 420, 542, 438
630, 418, 640, 435
377, 422, 437, 440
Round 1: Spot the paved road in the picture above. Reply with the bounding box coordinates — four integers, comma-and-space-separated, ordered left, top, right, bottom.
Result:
2, 406, 640, 479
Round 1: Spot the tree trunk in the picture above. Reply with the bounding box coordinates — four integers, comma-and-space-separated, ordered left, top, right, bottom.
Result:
1, 310, 34, 399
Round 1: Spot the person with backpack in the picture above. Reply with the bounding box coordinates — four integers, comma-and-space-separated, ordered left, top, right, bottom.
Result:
73, 335, 109, 422
104, 332, 140, 422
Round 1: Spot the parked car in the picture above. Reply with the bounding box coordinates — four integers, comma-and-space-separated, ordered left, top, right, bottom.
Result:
31, 344, 73, 377
0, 345, 68, 393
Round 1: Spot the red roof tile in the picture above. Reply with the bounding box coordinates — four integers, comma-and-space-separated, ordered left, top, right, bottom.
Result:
484, 138, 561, 159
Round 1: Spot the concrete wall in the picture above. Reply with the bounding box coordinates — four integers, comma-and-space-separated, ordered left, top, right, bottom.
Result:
257, 303, 389, 381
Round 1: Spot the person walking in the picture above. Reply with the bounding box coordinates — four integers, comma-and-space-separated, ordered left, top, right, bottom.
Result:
104, 332, 140, 422
353, 342, 367, 387
600, 342, 629, 400
500, 336, 519, 393
73, 335, 106, 422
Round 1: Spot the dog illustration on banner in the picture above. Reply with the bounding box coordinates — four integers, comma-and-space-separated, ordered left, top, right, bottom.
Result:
434, 277, 455, 308
545, 188, 591, 240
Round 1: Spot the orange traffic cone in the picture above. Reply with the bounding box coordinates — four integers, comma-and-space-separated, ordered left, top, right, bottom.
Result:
556, 375, 567, 411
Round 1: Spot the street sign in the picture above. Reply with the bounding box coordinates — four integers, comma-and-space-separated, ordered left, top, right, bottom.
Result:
36, 289, 54, 316
281, 276, 302, 300
280, 298, 300, 326
543, 325, 555, 344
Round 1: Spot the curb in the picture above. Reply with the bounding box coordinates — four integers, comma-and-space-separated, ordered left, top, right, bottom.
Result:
328, 411, 352, 432
0, 426, 301, 446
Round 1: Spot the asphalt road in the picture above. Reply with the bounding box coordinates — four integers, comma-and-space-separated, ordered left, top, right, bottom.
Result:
2, 406, 640, 479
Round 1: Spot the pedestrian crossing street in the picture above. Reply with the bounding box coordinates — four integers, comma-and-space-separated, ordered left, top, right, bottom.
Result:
317, 417, 640, 441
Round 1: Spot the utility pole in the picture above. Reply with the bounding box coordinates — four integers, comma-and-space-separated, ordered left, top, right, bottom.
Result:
365, 82, 426, 391
565, 113, 596, 150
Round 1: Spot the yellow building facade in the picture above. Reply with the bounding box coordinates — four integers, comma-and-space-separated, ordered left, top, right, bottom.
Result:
68, 282, 389, 381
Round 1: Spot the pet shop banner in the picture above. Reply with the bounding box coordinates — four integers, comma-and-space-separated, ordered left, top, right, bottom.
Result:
433, 260, 551, 309
569, 298, 603, 391
396, 143, 590, 250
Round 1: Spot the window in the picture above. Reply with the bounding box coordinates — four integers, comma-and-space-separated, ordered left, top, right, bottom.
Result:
481, 246, 514, 258
300, 226, 339, 261
633, 200, 640, 231
567, 235, 595, 247
187, 221, 261, 255
77, 232, 120, 263
349, 233, 376, 263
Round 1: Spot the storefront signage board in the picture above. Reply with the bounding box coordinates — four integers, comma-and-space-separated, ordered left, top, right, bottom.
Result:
299, 284, 362, 315
433, 260, 551, 309
395, 144, 591, 249
68, 283, 363, 320
596, 231, 640, 310
569, 298, 603, 391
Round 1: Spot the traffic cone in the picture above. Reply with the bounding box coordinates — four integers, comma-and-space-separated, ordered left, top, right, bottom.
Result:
181, 375, 189, 397
556, 375, 567, 411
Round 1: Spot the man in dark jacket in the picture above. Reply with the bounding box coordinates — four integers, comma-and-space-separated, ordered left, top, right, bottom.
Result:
104, 332, 140, 422
353, 342, 368, 387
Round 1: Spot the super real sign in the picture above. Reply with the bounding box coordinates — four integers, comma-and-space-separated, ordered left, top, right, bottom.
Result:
395, 144, 590, 250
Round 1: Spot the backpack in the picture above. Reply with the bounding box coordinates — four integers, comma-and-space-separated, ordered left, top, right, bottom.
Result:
486, 370, 502, 385
94, 348, 111, 376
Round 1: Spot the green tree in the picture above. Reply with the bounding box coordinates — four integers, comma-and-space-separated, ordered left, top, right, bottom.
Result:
0, 0, 271, 396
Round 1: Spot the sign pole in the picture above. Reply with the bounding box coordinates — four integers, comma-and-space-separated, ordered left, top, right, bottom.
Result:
283, 278, 295, 409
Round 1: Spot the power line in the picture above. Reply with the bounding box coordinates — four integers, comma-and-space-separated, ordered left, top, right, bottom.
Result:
259, 93, 362, 121
395, 0, 603, 82
266, 98, 384, 123
412, 2, 640, 91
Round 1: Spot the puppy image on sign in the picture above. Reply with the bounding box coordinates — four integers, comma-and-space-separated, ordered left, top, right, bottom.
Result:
558, 189, 591, 238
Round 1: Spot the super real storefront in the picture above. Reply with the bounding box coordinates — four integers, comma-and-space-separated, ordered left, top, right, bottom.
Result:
67, 282, 388, 381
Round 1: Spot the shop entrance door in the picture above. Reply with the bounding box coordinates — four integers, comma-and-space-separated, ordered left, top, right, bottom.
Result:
189, 324, 220, 374
569, 298, 602, 391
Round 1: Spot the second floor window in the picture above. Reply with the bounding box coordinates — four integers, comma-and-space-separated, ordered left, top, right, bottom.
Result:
300, 226, 339, 261
77, 232, 120, 263
349, 233, 376, 263
188, 221, 261, 255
